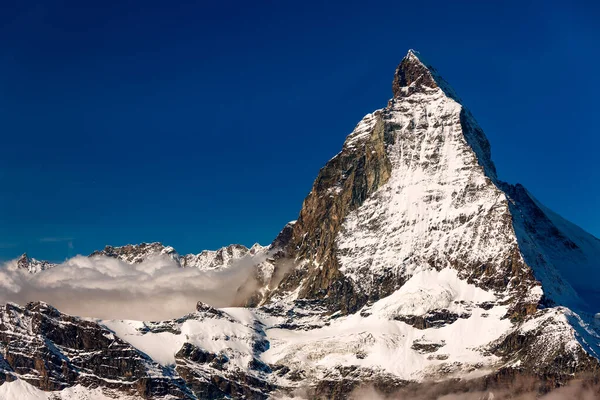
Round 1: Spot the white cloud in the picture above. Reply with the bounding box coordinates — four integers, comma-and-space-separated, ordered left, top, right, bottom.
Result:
0, 252, 265, 320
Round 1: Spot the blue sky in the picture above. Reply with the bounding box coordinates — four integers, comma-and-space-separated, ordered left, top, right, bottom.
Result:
1, 0, 598, 262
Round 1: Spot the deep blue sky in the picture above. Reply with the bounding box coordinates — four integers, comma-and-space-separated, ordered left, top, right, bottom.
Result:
1, 0, 598, 262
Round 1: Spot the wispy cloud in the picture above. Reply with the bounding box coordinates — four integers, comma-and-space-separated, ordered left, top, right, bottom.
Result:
39, 237, 75, 250
39, 237, 74, 243
0, 242, 18, 249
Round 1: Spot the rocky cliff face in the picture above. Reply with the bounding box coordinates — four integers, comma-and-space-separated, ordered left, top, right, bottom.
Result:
0, 301, 278, 399
269, 110, 393, 313
2, 50, 600, 399
0, 302, 193, 398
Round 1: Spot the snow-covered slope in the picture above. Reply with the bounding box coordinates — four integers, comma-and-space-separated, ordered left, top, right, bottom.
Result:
335, 82, 523, 300
0, 379, 143, 400
1, 49, 599, 399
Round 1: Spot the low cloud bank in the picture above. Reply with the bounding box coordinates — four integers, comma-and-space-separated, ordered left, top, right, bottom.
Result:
349, 376, 600, 400
0, 252, 265, 320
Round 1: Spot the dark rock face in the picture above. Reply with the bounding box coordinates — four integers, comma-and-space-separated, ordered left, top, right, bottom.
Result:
175, 347, 273, 400
0, 301, 276, 399
268, 112, 393, 313
309, 367, 409, 400
286, 113, 392, 263
168, 304, 274, 399
411, 340, 445, 354
395, 310, 471, 330
270, 221, 295, 255
392, 50, 439, 98
0, 302, 192, 398
15, 253, 30, 270
491, 309, 600, 378
174, 342, 267, 400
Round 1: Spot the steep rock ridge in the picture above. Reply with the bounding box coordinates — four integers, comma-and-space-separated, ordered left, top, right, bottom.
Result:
269, 110, 393, 313
491, 306, 600, 377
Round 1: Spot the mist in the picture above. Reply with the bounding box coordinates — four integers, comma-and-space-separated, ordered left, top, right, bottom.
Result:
348, 376, 600, 400
0, 252, 266, 320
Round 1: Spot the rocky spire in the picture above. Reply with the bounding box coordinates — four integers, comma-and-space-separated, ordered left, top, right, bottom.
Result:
392, 49, 460, 101
16, 253, 30, 270
392, 49, 438, 97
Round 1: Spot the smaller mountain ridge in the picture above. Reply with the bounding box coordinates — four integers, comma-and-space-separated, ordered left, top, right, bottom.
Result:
15, 253, 56, 274
20, 241, 267, 271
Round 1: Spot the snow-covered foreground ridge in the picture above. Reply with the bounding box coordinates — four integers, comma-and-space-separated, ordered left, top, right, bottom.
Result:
2, 49, 600, 399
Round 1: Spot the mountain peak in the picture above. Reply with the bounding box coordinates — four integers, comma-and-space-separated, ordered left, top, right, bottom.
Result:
16, 253, 30, 269
15, 252, 56, 274
405, 48, 420, 59
392, 49, 460, 101
392, 49, 437, 97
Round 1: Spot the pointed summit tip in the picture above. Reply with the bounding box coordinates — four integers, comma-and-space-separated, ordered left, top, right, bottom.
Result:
392, 49, 460, 101
392, 49, 437, 98
405, 49, 420, 58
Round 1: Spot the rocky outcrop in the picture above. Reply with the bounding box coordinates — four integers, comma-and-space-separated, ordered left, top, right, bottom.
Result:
392, 49, 440, 97
15, 253, 56, 274
0, 301, 278, 399
90, 242, 180, 264
0, 302, 193, 397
